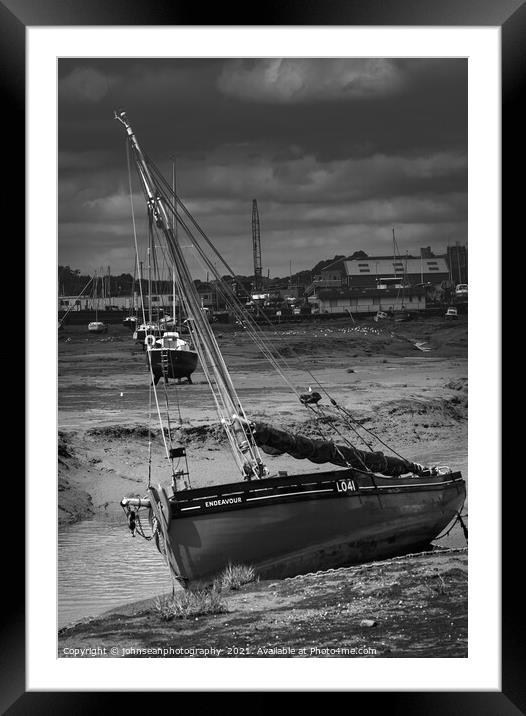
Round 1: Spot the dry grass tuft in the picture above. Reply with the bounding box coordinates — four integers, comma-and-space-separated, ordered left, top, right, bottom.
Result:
216, 563, 258, 592
154, 588, 228, 622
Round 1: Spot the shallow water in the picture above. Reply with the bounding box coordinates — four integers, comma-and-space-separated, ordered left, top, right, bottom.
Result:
58, 513, 173, 628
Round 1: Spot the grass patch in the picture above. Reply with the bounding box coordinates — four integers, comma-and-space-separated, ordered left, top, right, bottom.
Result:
215, 563, 258, 592
154, 588, 228, 622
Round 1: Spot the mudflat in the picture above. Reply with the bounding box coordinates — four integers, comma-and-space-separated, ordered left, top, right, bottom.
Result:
58, 315, 467, 525
58, 314, 468, 656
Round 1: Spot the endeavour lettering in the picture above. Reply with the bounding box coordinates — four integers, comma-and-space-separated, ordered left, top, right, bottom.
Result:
204, 496, 242, 508
335, 478, 357, 494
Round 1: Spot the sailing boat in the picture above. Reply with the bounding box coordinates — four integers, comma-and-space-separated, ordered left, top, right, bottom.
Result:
147, 160, 198, 385
145, 270, 198, 386
123, 258, 138, 330
116, 110, 465, 587
131, 168, 198, 384
87, 271, 108, 334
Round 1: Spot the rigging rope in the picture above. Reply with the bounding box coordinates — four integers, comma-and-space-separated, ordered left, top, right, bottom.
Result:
146, 348, 171, 462
58, 274, 94, 327
309, 404, 374, 472
128, 137, 416, 481
146, 159, 413, 461
147, 376, 152, 488
434, 509, 468, 542
126, 139, 147, 327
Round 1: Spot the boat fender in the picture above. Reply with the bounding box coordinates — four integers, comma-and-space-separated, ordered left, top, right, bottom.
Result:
127, 510, 136, 536
145, 334, 156, 349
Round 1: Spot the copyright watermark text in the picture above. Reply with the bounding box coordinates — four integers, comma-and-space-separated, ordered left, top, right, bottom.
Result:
62, 644, 376, 657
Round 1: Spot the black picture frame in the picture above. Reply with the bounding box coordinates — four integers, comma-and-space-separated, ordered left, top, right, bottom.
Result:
5, 0, 514, 710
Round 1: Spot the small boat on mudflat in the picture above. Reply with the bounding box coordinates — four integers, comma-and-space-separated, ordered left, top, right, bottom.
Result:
123, 315, 137, 330
88, 321, 107, 334
133, 322, 161, 343
146, 332, 198, 385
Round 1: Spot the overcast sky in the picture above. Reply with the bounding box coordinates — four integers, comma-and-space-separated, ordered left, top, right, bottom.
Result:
58, 58, 467, 279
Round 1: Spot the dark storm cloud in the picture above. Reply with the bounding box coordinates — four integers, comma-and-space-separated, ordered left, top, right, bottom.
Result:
58, 58, 467, 277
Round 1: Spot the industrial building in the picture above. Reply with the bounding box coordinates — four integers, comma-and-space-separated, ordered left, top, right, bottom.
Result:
313, 287, 427, 315
317, 254, 450, 290
58, 293, 177, 312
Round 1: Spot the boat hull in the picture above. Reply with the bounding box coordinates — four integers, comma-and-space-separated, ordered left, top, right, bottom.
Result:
134, 327, 161, 342
148, 347, 198, 383
162, 470, 466, 586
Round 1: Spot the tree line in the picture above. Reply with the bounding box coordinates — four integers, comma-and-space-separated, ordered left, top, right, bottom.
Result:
58, 254, 363, 298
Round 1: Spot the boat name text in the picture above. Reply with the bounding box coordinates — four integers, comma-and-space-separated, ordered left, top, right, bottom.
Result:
205, 497, 243, 508
335, 478, 357, 493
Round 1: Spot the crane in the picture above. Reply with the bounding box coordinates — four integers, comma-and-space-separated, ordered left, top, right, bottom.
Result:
251, 199, 262, 292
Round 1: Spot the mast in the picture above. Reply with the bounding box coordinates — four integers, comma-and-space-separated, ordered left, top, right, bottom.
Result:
94, 270, 97, 321
116, 110, 265, 479
172, 160, 178, 327
147, 231, 152, 325
132, 254, 137, 316
456, 242, 462, 285
139, 260, 144, 320
172, 268, 176, 325
107, 265, 111, 310
172, 159, 176, 234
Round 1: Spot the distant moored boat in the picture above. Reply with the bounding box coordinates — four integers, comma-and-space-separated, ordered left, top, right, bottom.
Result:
123, 315, 137, 330
88, 321, 107, 334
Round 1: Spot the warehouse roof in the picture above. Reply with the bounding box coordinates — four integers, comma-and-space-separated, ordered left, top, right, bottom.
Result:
320, 255, 448, 277
344, 257, 448, 277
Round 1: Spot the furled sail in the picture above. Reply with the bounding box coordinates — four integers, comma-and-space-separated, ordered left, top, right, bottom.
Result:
251, 422, 426, 477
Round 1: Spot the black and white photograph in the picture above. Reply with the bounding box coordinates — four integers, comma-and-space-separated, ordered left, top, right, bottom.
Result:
56, 56, 470, 659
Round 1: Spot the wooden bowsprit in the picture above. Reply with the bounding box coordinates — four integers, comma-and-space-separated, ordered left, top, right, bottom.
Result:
148, 485, 184, 586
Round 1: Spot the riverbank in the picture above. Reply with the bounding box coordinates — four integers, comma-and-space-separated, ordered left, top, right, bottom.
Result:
58, 548, 468, 658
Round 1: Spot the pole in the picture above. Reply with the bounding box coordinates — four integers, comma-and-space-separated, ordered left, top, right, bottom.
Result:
172, 160, 176, 324
147, 242, 152, 325
172, 160, 176, 233
139, 260, 144, 319
173, 267, 176, 325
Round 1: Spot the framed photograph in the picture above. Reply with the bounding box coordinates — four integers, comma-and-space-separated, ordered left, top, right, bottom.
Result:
5, 0, 513, 709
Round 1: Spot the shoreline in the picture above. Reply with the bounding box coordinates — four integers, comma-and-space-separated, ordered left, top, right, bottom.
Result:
58, 547, 468, 658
